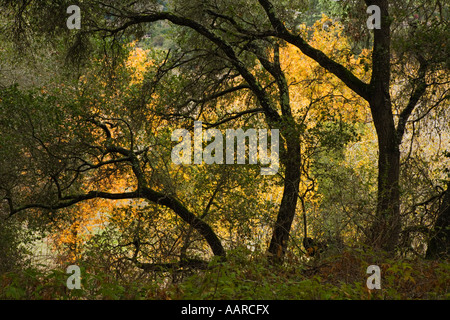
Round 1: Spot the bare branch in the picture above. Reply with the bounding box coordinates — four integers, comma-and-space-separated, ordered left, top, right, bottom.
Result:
397, 56, 429, 142
9, 190, 141, 217
203, 108, 264, 128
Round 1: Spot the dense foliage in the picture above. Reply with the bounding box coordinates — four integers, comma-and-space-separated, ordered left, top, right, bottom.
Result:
0, 0, 449, 300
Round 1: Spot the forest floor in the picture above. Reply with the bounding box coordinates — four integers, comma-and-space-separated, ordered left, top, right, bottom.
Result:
1, 246, 449, 300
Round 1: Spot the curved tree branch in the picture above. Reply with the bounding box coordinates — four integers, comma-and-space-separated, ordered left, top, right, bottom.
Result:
97, 11, 282, 124
257, 0, 371, 101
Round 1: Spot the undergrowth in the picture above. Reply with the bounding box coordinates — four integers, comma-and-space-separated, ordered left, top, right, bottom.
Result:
1, 247, 448, 300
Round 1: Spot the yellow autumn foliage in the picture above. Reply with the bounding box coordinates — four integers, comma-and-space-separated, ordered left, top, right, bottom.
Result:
125, 42, 153, 85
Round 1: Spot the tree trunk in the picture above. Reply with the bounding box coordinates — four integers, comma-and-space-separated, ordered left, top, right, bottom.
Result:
367, 78, 402, 251
268, 130, 301, 263
426, 185, 450, 259
369, 110, 401, 251
365, 0, 401, 252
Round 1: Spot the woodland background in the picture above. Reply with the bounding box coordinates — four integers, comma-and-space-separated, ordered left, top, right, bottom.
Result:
0, 0, 449, 300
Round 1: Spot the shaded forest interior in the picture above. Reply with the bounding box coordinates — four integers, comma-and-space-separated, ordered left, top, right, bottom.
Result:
0, 0, 449, 299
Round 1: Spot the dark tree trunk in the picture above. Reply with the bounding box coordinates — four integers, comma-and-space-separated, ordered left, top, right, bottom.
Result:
268, 130, 301, 263
369, 106, 401, 250
365, 0, 401, 251
426, 185, 450, 259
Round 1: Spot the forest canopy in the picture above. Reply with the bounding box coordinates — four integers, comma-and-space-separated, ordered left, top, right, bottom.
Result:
0, 0, 449, 300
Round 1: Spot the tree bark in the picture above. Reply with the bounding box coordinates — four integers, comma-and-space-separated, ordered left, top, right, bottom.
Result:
268, 128, 301, 263
368, 104, 401, 250
364, 0, 401, 251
